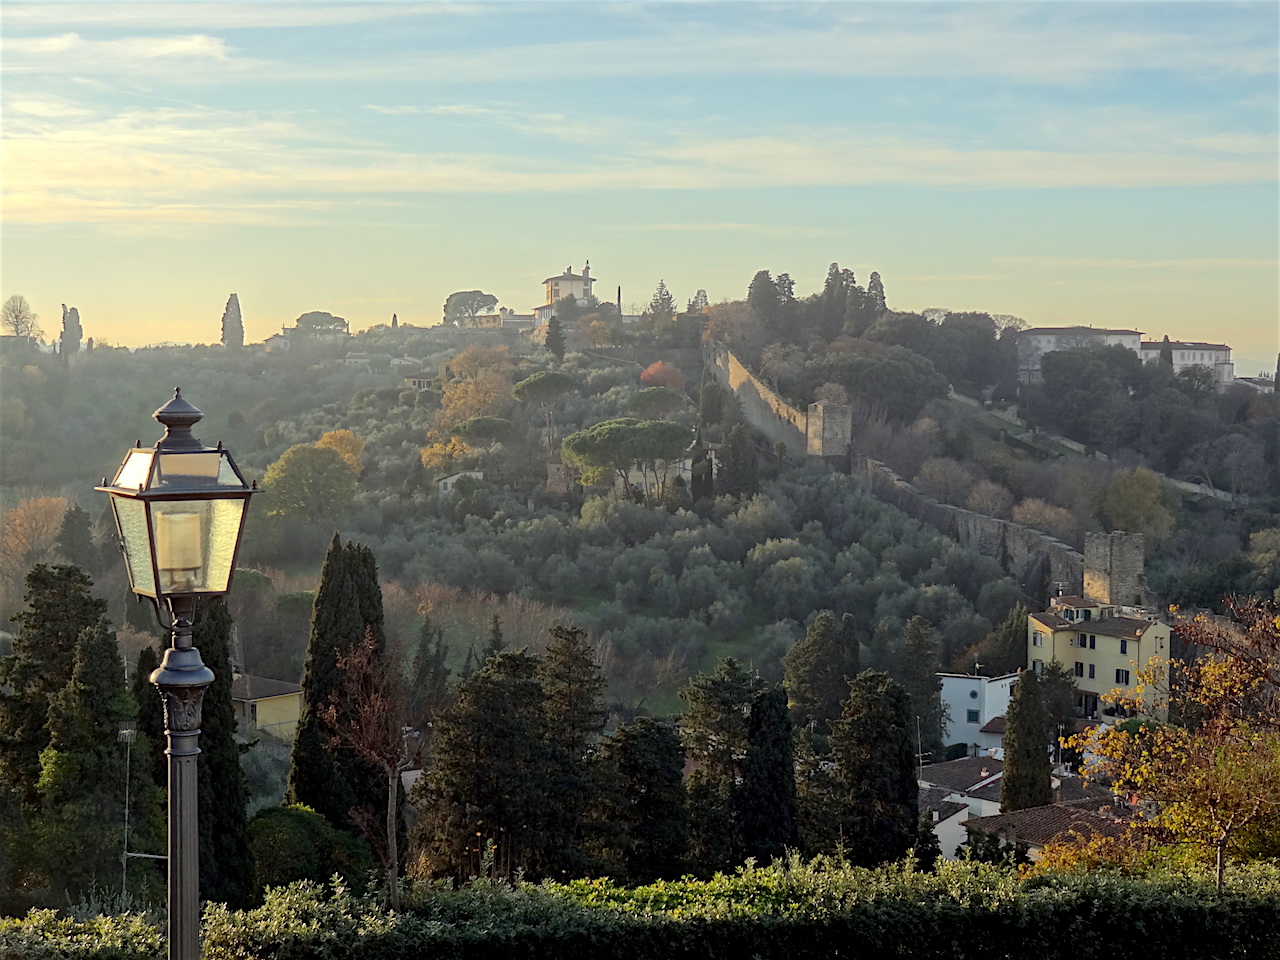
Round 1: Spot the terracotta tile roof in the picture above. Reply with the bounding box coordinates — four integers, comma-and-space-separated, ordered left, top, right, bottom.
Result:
1031, 613, 1069, 630
230, 674, 301, 701
965, 802, 1130, 847
1083, 617, 1158, 640
980, 716, 1007, 734
919, 786, 968, 823
919, 756, 1004, 796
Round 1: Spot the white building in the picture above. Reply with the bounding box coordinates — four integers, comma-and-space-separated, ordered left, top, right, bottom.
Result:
533, 262, 596, 323
1016, 326, 1143, 382
939, 672, 1019, 753
1139, 340, 1234, 387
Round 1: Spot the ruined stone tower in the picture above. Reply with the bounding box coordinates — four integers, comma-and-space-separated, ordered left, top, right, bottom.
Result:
1084, 530, 1147, 606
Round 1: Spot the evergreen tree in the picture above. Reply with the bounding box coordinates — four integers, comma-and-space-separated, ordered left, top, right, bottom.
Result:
898, 616, 944, 756
60, 305, 82, 359
221, 293, 244, 349
747, 269, 781, 339
35, 617, 163, 901
1000, 670, 1053, 812
0, 565, 105, 808
588, 718, 687, 882
287, 537, 367, 829
866, 271, 887, 316
717, 424, 759, 498
538, 625, 606, 875
132, 645, 166, 790
647, 280, 677, 324
483, 613, 506, 661
544, 314, 566, 362
968, 604, 1028, 676
736, 686, 798, 863
686, 289, 709, 313
539, 625, 606, 760
193, 599, 256, 906
1040, 659, 1080, 756
679, 658, 762, 870
784, 611, 860, 732
830, 670, 918, 867
408, 614, 451, 726
55, 503, 97, 574
1159, 334, 1174, 367
413, 651, 571, 880
914, 811, 942, 871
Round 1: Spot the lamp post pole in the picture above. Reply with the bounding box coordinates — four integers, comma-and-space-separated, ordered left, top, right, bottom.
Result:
99, 389, 256, 960
152, 597, 213, 960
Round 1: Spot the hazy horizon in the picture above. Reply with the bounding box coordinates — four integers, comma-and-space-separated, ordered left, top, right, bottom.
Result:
2, 1, 1277, 360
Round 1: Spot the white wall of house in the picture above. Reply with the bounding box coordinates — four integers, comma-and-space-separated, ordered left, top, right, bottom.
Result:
939, 672, 1017, 750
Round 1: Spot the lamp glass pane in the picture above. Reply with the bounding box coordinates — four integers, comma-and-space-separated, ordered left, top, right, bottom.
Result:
111, 496, 156, 597
216, 455, 245, 487
156, 451, 222, 484
205, 497, 246, 593
151, 501, 209, 594
113, 450, 154, 491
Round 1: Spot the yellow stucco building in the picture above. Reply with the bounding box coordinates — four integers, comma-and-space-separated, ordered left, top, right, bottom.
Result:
1027, 595, 1171, 720
231, 673, 303, 741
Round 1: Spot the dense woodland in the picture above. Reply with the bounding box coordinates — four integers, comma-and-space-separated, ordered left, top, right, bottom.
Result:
1, 263, 1278, 928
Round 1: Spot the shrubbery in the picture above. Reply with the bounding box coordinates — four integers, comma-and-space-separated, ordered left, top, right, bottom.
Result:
6, 859, 1280, 960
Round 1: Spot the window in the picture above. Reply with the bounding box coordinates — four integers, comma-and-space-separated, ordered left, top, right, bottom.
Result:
1033, 659, 1044, 673
1116, 669, 1131, 685
967, 710, 980, 723
1089, 635, 1096, 650
1083, 609, 1092, 621
1032, 633, 1043, 647
1120, 639, 1128, 655
1075, 661, 1085, 677
1088, 664, 1095, 679
1076, 633, 1088, 647
969, 689, 979, 700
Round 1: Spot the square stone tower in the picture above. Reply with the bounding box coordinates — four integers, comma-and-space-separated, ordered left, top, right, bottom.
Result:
807, 400, 852, 460
1084, 531, 1146, 606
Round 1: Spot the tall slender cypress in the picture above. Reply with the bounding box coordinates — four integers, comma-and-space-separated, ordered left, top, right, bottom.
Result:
736, 686, 798, 863
1000, 671, 1053, 812
132, 645, 166, 790
193, 599, 256, 906
287, 536, 364, 826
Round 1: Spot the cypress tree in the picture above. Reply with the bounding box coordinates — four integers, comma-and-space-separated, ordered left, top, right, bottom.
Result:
56, 503, 97, 574
193, 599, 256, 906
221, 293, 244, 349
830, 670, 918, 867
1000, 670, 1053, 812
35, 617, 164, 901
736, 686, 798, 863
898, 616, 944, 756
287, 536, 365, 827
483, 613, 506, 661
589, 717, 687, 882
717, 424, 759, 499
545, 315, 566, 362
783, 611, 860, 732
131, 645, 166, 790
1159, 334, 1174, 367
0, 565, 105, 808
408, 614, 451, 725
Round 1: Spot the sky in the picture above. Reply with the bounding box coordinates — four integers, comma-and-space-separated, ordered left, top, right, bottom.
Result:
2, 1, 1277, 371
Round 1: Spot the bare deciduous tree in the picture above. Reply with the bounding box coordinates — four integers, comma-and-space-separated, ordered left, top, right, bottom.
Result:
1, 295, 42, 340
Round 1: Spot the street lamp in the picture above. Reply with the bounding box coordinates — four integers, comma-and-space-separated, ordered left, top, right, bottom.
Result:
98, 388, 256, 960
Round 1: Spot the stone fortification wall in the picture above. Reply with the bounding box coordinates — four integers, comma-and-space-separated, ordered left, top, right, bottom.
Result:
703, 342, 1146, 609
705, 342, 807, 452
861, 458, 1085, 606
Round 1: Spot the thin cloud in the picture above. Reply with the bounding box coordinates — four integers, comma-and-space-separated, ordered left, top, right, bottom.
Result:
1, 2, 473, 29
1, 32, 246, 74
995, 256, 1279, 270
4, 102, 1275, 227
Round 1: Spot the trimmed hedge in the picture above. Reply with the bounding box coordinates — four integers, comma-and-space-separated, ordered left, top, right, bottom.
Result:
5, 859, 1280, 960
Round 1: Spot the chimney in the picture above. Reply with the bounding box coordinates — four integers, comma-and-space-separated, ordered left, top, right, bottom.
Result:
979, 767, 990, 779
